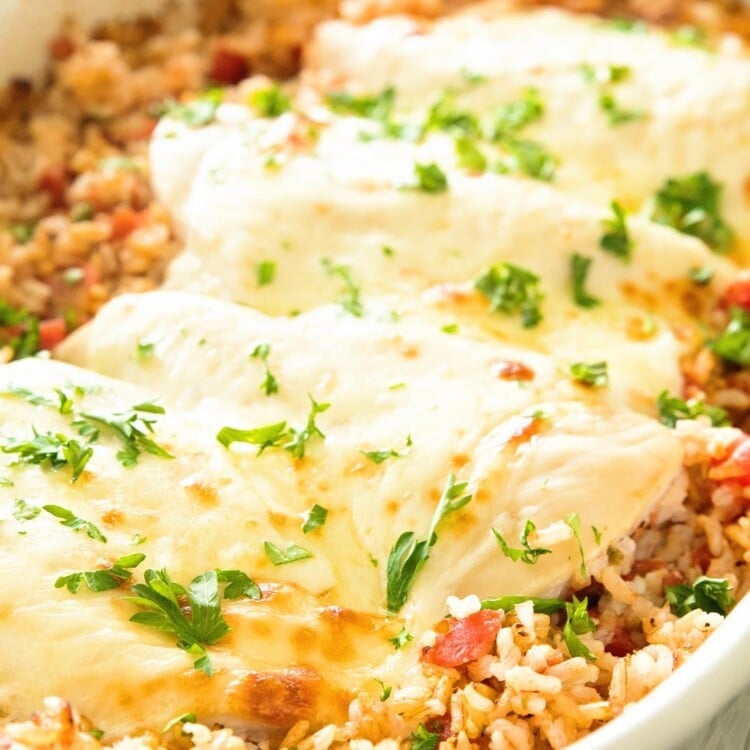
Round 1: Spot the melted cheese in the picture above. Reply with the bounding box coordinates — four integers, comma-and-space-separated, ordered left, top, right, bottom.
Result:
306, 3, 750, 257
150, 111, 733, 411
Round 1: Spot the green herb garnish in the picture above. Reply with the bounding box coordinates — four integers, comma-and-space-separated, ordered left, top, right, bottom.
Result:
43, 504, 106, 542
2, 430, 93, 482
248, 84, 291, 117
55, 553, 146, 593
563, 595, 596, 660
302, 503, 328, 534
665, 576, 735, 617
657, 390, 729, 428
713, 307, 750, 366
570, 253, 601, 308
249, 343, 279, 396
263, 541, 314, 566
600, 201, 633, 260
386, 473, 472, 612
475, 262, 543, 328
388, 626, 413, 650
651, 171, 734, 253
569, 361, 609, 388
322, 258, 364, 317
492, 519, 551, 565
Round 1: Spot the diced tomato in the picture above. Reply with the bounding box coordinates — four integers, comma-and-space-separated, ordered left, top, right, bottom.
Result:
423, 610, 503, 668
38, 164, 68, 208
110, 206, 142, 240
49, 35, 75, 61
604, 625, 637, 657
38, 318, 67, 350
492, 360, 535, 382
209, 47, 248, 85
722, 272, 750, 311
691, 544, 713, 574
710, 437, 750, 485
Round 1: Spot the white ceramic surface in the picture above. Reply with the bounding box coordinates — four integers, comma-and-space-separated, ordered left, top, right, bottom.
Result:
1, 2, 749, 748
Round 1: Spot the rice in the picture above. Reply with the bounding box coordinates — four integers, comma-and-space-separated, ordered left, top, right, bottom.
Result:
0, 2, 749, 749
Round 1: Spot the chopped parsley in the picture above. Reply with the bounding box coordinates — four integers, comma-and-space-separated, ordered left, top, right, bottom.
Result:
563, 595, 596, 661
162, 713, 197, 734
302, 503, 328, 533
0, 301, 40, 359
248, 83, 291, 117
256, 260, 276, 287
376, 680, 392, 701
156, 88, 223, 127
386, 472, 472, 612
2, 429, 93, 482
492, 519, 551, 565
215, 569, 261, 600
55, 553, 146, 593
665, 576, 735, 617
263, 541, 314, 566
688, 266, 714, 286
592, 526, 603, 545
388, 626, 413, 650
455, 136, 487, 173
475, 262, 543, 328
362, 435, 412, 464
597, 92, 644, 126
321, 258, 364, 317
497, 138, 556, 181
70, 202, 95, 222
670, 25, 708, 49
650, 171, 734, 253
579, 63, 631, 85
423, 92, 480, 137
136, 340, 155, 361
480, 595, 566, 614
74, 402, 174, 468
43, 504, 106, 543
326, 87, 396, 121
382, 245, 395, 258
12, 498, 40, 521
656, 390, 729, 428
127, 568, 231, 675
712, 307, 750, 366
599, 201, 633, 261
0, 385, 55, 407
249, 343, 279, 396
10, 223, 35, 244
570, 253, 601, 308
569, 361, 609, 388
409, 724, 440, 750
485, 88, 545, 141
410, 162, 449, 193
564, 513, 587, 578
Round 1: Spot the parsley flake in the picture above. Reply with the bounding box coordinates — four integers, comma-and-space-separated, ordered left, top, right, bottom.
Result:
651, 171, 734, 253
0, 301, 40, 359
570, 361, 609, 388
248, 84, 291, 117
43, 504, 107, 543
409, 724, 440, 750
322, 258, 364, 317
563, 595, 596, 661
497, 138, 556, 181
55, 553, 146, 593
264, 541, 314, 566
485, 88, 545, 140
475, 262, 543, 328
455, 136, 487, 173
657, 390, 729, 428
688, 266, 714, 286
409, 162, 449, 193
215, 569, 261, 600
388, 626, 413, 650
2, 429, 93, 482
156, 88, 223, 127
713, 307, 750, 366
127, 568, 230, 676
137, 340, 155, 361
302, 503, 328, 534
74, 402, 174, 468
570, 253, 601, 308
386, 473, 472, 612
249, 343, 279, 396
665, 576, 735, 617
600, 201, 633, 261
492, 519, 551, 565
256, 260, 276, 287
481, 596, 566, 614
12, 498, 40, 521
564, 513, 588, 578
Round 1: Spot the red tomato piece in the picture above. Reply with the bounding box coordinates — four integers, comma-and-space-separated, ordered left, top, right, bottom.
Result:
711, 437, 750, 485
209, 47, 248, 85
49, 36, 75, 61
423, 610, 503, 668
110, 206, 142, 240
723, 272, 750, 311
39, 318, 67, 350
38, 164, 68, 208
